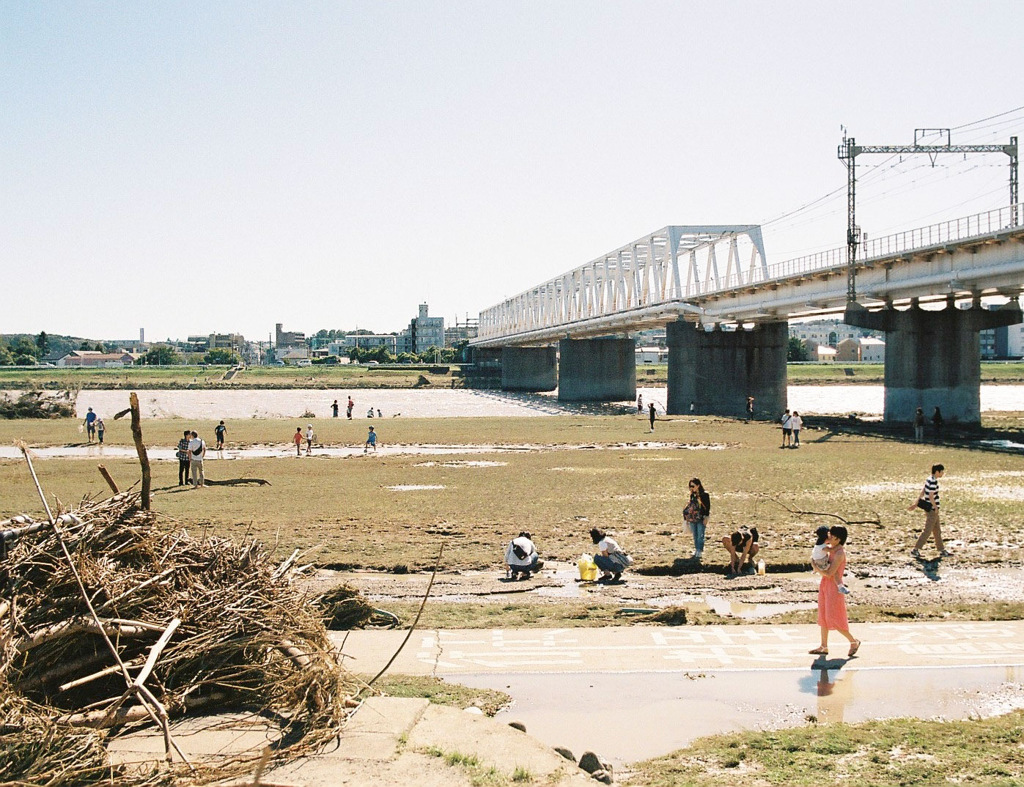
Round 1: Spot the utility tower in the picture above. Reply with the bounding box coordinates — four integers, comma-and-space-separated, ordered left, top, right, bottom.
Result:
837, 128, 1018, 302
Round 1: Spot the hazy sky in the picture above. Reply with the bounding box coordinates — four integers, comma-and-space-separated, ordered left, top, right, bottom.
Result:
2, 1, 1022, 342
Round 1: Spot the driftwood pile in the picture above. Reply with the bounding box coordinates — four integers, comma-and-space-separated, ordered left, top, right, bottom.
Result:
0, 492, 359, 785
0, 390, 75, 419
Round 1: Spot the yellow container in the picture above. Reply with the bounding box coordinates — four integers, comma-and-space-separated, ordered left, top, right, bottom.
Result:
577, 554, 598, 581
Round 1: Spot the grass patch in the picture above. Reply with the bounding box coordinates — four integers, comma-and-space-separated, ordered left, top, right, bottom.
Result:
2, 415, 1023, 575
630, 710, 1024, 786
365, 674, 510, 716
377, 601, 630, 629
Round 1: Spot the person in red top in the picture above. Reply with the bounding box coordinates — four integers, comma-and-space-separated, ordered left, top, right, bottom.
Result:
293, 427, 303, 457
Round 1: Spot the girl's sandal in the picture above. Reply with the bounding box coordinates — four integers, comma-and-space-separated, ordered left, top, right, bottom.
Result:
848, 640, 861, 658
808, 646, 828, 655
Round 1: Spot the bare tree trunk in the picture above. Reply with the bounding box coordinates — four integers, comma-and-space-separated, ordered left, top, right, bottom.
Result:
129, 393, 151, 510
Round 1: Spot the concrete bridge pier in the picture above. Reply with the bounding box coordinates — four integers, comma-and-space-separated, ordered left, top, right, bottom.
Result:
845, 299, 1023, 425
500, 346, 558, 392
557, 338, 636, 402
666, 320, 788, 419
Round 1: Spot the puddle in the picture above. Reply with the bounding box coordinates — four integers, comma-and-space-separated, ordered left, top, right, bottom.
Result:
456, 665, 1024, 767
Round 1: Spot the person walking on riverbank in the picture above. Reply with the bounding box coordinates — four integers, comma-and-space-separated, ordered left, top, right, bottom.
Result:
293, 427, 303, 457
214, 420, 226, 450
83, 407, 97, 442
909, 463, 950, 558
346, 397, 354, 420
95, 418, 105, 444
364, 425, 377, 453
683, 478, 711, 560
746, 396, 754, 422
648, 402, 656, 432
332, 399, 339, 418
790, 411, 803, 447
637, 394, 643, 414
305, 424, 315, 455
808, 525, 860, 658
176, 430, 191, 485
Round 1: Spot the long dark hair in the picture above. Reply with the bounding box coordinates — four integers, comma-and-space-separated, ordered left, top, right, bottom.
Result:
589, 527, 605, 544
688, 478, 704, 495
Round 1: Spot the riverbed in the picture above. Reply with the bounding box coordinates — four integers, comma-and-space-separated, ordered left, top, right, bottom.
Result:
39, 384, 1024, 420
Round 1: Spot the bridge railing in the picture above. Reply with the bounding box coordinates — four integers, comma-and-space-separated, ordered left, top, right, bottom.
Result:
718, 204, 1022, 293
477, 204, 1021, 342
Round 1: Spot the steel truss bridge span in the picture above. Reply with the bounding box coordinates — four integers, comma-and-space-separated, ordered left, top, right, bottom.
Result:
473, 205, 1024, 348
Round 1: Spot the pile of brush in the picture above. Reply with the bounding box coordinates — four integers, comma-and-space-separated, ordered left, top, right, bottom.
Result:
0, 492, 360, 785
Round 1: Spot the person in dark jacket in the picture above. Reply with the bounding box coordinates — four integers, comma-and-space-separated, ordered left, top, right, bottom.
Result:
683, 477, 711, 560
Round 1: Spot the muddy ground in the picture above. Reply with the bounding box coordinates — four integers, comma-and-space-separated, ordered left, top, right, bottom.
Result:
307, 555, 1024, 623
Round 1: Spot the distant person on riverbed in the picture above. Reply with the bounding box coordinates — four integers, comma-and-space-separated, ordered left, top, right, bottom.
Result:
346, 397, 354, 419
305, 424, 315, 455
913, 407, 925, 443
215, 420, 226, 450
790, 411, 802, 447
293, 427, 303, 457
84, 407, 97, 442
188, 430, 206, 488
637, 393, 643, 414
332, 399, 339, 418
649, 401, 656, 432
364, 425, 377, 453
932, 407, 944, 442
177, 430, 191, 485
95, 418, 105, 444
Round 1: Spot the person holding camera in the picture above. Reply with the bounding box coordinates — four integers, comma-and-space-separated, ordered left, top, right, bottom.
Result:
909, 463, 950, 558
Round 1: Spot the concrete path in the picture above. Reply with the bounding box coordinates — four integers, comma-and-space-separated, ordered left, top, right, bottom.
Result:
335, 620, 1024, 675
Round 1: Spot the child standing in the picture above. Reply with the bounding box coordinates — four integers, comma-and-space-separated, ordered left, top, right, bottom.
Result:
811, 525, 849, 594
364, 425, 377, 453
293, 427, 303, 457
95, 418, 105, 444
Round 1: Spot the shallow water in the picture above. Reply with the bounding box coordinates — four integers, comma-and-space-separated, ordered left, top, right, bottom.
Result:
458, 665, 1024, 767
9, 384, 1018, 421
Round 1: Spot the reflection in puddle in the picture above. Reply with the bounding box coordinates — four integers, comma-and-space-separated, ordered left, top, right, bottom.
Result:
457, 665, 1024, 767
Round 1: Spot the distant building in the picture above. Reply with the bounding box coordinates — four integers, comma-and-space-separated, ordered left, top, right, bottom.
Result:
444, 316, 478, 346
815, 345, 837, 363
398, 304, 445, 355
635, 346, 666, 364
56, 351, 137, 368
835, 337, 885, 363
328, 335, 398, 357
275, 323, 306, 349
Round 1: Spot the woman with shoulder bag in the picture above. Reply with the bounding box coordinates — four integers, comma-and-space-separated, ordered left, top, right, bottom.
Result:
683, 478, 711, 560
907, 463, 950, 559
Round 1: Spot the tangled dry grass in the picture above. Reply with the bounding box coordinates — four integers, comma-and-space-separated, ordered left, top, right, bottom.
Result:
0, 492, 361, 786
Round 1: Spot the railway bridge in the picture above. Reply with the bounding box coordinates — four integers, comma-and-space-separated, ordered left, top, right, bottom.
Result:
471, 205, 1024, 424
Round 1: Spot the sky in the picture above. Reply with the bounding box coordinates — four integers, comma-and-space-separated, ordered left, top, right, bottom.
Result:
2, 1, 1023, 343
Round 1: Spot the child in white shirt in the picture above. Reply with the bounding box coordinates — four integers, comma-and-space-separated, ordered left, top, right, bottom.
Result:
811, 525, 849, 594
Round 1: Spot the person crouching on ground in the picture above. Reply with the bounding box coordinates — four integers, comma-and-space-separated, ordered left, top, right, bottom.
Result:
722, 526, 759, 575
589, 527, 631, 583
505, 531, 543, 580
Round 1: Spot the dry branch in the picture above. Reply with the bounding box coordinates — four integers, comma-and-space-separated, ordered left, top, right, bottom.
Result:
762, 494, 881, 526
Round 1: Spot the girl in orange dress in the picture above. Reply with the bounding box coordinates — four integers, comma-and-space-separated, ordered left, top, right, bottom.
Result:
809, 525, 861, 658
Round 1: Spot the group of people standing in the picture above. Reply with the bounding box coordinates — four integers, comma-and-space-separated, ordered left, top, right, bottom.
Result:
779, 409, 803, 448
82, 407, 105, 443
175, 429, 208, 487
331, 397, 357, 420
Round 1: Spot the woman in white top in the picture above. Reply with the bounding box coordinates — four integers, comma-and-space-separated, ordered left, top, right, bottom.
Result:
590, 527, 629, 583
